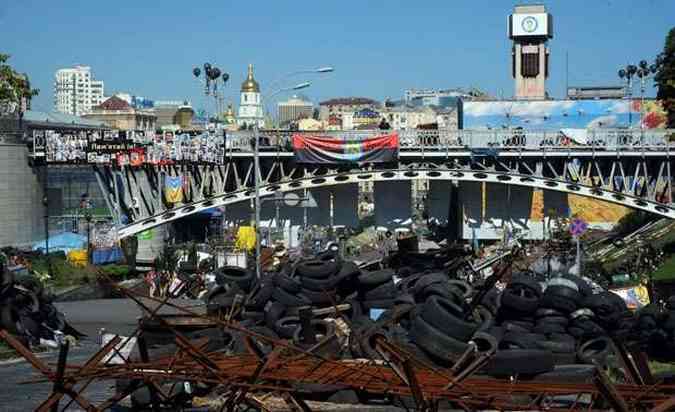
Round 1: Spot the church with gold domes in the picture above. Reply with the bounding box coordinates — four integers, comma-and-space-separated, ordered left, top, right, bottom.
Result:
237, 64, 264, 129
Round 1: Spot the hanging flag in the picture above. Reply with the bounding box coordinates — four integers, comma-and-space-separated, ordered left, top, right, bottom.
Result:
165, 175, 183, 203
292, 133, 398, 164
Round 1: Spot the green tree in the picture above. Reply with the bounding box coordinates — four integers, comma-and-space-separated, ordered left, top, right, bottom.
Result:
0, 54, 39, 114
655, 28, 675, 128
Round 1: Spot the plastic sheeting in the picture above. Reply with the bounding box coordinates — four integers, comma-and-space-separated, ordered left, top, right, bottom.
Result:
32, 232, 86, 253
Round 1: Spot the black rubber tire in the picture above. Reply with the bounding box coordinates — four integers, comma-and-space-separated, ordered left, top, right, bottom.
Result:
421, 296, 479, 342
535, 308, 566, 318
215, 266, 254, 291
577, 337, 613, 365
482, 349, 555, 376
274, 273, 301, 293
540, 294, 578, 313
510, 274, 543, 296
300, 274, 337, 291
274, 316, 301, 339
544, 285, 582, 304
272, 287, 311, 307
241, 310, 265, 323
357, 269, 394, 286
536, 337, 576, 354
500, 286, 539, 314
533, 322, 567, 334
300, 287, 337, 305
264, 302, 287, 330
363, 281, 396, 300
409, 315, 468, 362
499, 332, 546, 350
361, 299, 395, 310
562, 275, 593, 297
447, 280, 473, 299
419, 283, 465, 306
0, 304, 24, 335
501, 321, 533, 333
568, 318, 606, 340
292, 319, 336, 344
471, 331, 499, 354
247, 282, 274, 310
537, 315, 569, 327
411, 273, 449, 296
297, 260, 340, 279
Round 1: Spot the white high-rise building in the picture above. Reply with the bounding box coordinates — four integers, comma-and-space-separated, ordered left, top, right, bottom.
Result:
237, 64, 264, 129
54, 65, 105, 116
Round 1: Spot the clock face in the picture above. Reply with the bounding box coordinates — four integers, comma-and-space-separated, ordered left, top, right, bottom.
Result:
522, 16, 538, 33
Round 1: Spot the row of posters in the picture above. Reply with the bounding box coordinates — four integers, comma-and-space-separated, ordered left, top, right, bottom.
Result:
37, 130, 229, 165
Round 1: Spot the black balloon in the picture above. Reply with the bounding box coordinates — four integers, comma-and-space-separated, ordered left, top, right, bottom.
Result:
210, 67, 221, 80
618, 69, 626, 78
222, 73, 229, 83
193, 67, 201, 77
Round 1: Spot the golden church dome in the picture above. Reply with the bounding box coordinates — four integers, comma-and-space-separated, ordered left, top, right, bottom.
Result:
240, 64, 260, 93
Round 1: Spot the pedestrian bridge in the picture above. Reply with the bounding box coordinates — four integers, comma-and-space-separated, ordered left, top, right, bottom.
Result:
30, 128, 675, 238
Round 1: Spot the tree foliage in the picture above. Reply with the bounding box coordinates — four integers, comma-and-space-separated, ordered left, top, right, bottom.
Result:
655, 28, 675, 128
0, 53, 39, 114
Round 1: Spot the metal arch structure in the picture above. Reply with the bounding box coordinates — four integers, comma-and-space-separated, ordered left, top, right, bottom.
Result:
69, 128, 674, 238
106, 162, 675, 239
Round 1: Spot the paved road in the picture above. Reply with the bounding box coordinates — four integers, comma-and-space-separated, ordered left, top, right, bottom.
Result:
1, 298, 205, 411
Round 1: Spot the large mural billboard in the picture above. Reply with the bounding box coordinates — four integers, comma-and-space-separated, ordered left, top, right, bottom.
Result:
463, 99, 667, 130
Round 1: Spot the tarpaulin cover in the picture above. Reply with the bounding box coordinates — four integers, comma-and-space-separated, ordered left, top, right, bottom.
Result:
32, 232, 86, 253
91, 247, 124, 265
235, 226, 256, 251
292, 133, 398, 164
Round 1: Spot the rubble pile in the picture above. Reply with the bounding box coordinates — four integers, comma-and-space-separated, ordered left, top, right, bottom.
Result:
0, 259, 79, 348
126, 246, 675, 408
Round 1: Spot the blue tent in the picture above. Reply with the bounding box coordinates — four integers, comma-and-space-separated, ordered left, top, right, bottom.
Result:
32, 232, 86, 253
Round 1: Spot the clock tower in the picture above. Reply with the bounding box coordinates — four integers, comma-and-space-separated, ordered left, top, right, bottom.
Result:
237, 64, 264, 128
508, 4, 553, 100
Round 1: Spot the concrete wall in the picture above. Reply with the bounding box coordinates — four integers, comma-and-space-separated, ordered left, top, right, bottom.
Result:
0, 144, 45, 247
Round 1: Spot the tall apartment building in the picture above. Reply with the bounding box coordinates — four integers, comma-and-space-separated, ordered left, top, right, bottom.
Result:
54, 65, 105, 116
277, 95, 313, 126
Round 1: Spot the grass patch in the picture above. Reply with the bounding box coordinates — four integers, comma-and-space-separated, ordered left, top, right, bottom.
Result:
652, 255, 675, 282
28, 256, 134, 288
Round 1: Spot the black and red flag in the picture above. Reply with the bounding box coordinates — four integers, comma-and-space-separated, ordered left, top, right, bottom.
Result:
292, 133, 399, 164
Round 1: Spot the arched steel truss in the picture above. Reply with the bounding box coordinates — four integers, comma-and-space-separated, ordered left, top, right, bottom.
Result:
114, 166, 675, 239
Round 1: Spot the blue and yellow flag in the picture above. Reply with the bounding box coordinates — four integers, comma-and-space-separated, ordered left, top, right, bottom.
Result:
165, 175, 183, 203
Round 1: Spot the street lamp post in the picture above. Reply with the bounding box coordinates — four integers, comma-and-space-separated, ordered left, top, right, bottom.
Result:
618, 64, 638, 128
192, 63, 230, 124
618, 59, 661, 132
254, 81, 311, 279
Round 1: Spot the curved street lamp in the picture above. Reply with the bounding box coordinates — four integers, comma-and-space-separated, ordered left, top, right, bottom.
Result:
265, 67, 334, 127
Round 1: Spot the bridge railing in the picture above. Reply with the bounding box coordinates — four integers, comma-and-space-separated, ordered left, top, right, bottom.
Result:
226, 129, 673, 152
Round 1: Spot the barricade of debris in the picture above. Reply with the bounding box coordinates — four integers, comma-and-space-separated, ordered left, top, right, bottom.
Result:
0, 253, 82, 350
4, 244, 675, 411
